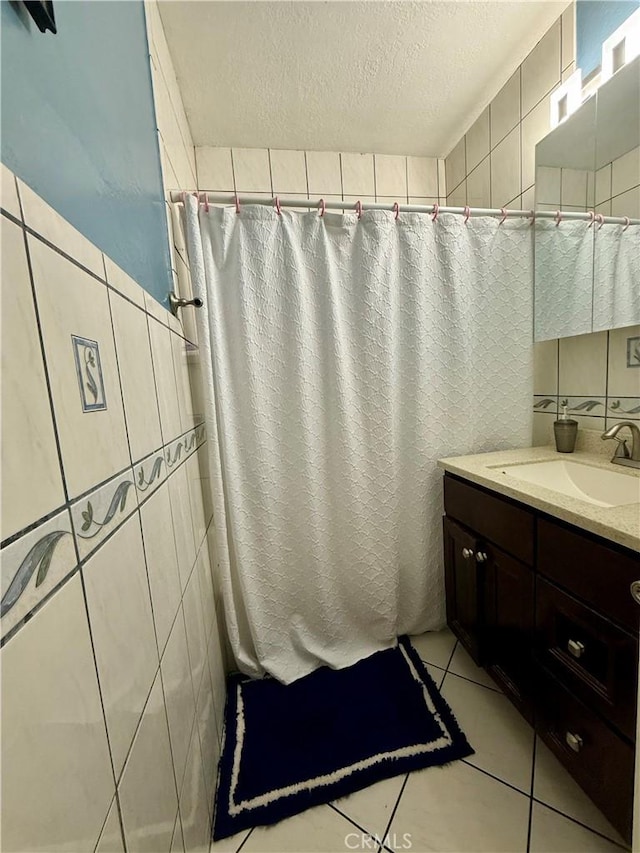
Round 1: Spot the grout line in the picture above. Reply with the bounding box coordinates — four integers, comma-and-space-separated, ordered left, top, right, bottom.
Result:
530, 798, 630, 850
235, 826, 254, 852
106, 287, 134, 470
460, 757, 531, 800
267, 149, 274, 197
339, 153, 344, 201
525, 733, 537, 852
379, 771, 409, 846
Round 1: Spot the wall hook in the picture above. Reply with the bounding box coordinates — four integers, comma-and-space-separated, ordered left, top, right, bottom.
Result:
169, 291, 203, 316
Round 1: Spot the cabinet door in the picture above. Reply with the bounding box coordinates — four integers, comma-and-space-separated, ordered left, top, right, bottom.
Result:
443, 517, 483, 663
484, 544, 534, 721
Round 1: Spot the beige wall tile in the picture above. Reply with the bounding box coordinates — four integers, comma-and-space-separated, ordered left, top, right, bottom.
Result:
18, 180, 104, 277
595, 164, 612, 205
83, 514, 159, 776
148, 317, 182, 444
611, 146, 640, 198
1, 576, 114, 853
446, 180, 467, 208
179, 723, 211, 851
407, 157, 438, 198
28, 237, 130, 498
466, 157, 491, 208
110, 291, 163, 463
535, 166, 561, 206
558, 331, 608, 397
445, 137, 466, 194
561, 4, 576, 70
490, 126, 521, 207
466, 108, 490, 173
1, 163, 20, 218
195, 148, 235, 192
95, 799, 125, 853
270, 149, 308, 194
611, 186, 640, 218
490, 69, 520, 147
232, 148, 272, 193
306, 151, 342, 196
534, 339, 558, 395
168, 463, 197, 590
561, 169, 589, 209
521, 19, 561, 117
118, 674, 178, 853
1, 218, 65, 538
104, 255, 146, 308
374, 155, 407, 198
341, 152, 375, 196
521, 94, 552, 193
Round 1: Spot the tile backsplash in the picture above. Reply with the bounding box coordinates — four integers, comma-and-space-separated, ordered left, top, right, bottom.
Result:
0, 167, 224, 852
533, 326, 640, 444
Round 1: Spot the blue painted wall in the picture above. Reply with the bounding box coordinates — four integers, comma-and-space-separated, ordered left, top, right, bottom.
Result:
576, 0, 640, 78
1, 0, 171, 306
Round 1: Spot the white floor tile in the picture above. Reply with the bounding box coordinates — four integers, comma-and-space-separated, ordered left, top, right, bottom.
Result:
332, 774, 405, 840
241, 804, 361, 853
447, 643, 500, 692
533, 741, 625, 845
529, 802, 623, 853
388, 761, 530, 852
441, 672, 534, 794
425, 662, 446, 689
409, 629, 456, 669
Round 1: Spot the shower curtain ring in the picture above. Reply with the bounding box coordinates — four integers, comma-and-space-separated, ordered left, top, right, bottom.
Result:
181, 191, 187, 207
355, 200, 362, 219
587, 210, 596, 227
274, 196, 282, 216
431, 203, 439, 221
529, 210, 536, 226
554, 210, 562, 227
235, 195, 241, 214
623, 216, 630, 232
201, 192, 209, 213
499, 208, 507, 225
318, 198, 326, 217
393, 202, 400, 220
596, 213, 605, 230
463, 206, 471, 224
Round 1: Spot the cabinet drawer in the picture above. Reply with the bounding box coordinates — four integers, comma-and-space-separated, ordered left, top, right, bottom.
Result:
535, 665, 634, 842
444, 475, 534, 564
535, 577, 637, 741
537, 517, 639, 633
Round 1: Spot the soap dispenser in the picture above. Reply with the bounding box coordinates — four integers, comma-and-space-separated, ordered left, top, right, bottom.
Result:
554, 403, 578, 453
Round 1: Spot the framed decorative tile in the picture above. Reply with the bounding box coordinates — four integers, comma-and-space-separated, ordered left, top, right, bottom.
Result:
627, 336, 640, 368
71, 468, 138, 561
560, 397, 606, 417
1, 509, 77, 642
71, 335, 107, 412
607, 397, 640, 420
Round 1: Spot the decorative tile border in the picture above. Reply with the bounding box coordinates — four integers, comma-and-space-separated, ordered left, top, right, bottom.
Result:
559, 397, 607, 417
134, 448, 167, 500
1, 509, 77, 642
71, 335, 107, 412
1, 423, 206, 644
71, 469, 139, 561
606, 397, 640, 420
533, 396, 558, 413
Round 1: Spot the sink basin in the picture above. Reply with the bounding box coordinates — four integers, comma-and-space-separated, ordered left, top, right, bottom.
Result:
494, 459, 640, 508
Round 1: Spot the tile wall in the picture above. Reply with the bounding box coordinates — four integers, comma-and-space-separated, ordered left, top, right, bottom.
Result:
0, 165, 225, 852
444, 2, 639, 444
194, 147, 446, 212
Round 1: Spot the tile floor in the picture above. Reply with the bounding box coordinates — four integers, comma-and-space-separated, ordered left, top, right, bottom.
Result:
210, 629, 629, 853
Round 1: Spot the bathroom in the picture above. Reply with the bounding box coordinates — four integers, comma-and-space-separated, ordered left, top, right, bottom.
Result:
1, 0, 639, 851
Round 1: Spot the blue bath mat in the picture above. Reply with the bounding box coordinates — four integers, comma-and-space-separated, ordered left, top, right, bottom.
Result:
212, 635, 473, 840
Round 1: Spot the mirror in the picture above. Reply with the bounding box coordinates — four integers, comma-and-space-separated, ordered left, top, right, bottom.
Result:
534, 56, 640, 342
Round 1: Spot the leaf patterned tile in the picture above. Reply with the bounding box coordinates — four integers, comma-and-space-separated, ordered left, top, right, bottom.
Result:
1, 509, 77, 641
134, 448, 167, 502
71, 469, 139, 561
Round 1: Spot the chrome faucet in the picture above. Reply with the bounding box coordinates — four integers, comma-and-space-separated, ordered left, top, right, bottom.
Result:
601, 421, 640, 469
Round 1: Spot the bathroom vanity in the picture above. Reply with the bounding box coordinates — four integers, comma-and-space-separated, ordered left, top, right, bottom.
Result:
439, 445, 640, 842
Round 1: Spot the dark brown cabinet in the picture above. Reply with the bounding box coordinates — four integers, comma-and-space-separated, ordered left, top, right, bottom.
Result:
442, 472, 639, 842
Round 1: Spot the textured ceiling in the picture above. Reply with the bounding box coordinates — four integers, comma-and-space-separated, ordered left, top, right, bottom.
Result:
159, 0, 568, 157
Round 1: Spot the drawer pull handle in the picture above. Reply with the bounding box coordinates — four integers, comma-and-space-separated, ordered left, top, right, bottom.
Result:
631, 580, 640, 605
462, 548, 474, 560
476, 551, 488, 563
565, 731, 584, 753
567, 639, 585, 659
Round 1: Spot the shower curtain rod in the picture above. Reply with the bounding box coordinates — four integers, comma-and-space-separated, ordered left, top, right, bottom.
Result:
170, 192, 640, 226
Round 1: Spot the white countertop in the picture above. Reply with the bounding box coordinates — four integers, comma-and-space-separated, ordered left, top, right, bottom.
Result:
438, 443, 640, 553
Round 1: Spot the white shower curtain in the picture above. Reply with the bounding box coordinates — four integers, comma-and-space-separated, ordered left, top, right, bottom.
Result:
184, 199, 533, 684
